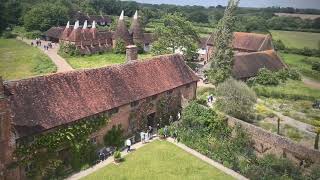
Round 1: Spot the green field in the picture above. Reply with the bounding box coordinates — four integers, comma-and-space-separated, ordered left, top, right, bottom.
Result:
271, 30, 320, 49
0, 39, 57, 80
280, 53, 320, 81
253, 80, 320, 101
66, 52, 153, 69
82, 140, 233, 180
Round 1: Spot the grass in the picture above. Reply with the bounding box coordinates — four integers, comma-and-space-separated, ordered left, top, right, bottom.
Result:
65, 52, 153, 69
253, 80, 320, 101
280, 53, 320, 81
261, 98, 320, 126
82, 140, 233, 180
0, 38, 57, 80
270, 30, 320, 49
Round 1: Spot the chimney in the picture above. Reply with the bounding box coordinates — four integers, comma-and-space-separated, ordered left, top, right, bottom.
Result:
126, 45, 138, 62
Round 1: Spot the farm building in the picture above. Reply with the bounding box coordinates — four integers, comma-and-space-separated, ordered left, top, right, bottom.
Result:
0, 49, 199, 179
44, 10, 155, 55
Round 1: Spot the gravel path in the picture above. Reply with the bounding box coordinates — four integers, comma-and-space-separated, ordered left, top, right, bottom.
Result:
17, 37, 73, 72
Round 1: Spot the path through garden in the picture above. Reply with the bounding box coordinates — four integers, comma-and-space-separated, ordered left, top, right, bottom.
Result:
17, 37, 73, 72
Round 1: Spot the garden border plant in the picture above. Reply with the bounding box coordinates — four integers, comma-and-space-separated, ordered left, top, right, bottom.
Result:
13, 115, 109, 179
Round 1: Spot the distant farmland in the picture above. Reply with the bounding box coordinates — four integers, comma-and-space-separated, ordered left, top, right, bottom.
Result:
274, 13, 320, 20
270, 30, 320, 49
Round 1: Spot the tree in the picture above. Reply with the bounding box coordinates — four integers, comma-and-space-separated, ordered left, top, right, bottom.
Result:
216, 78, 257, 121
23, 3, 69, 31
188, 11, 209, 23
151, 13, 200, 61
208, 0, 239, 84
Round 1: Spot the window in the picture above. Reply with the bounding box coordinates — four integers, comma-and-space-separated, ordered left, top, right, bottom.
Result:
167, 90, 173, 95
147, 95, 158, 102
110, 107, 119, 115
131, 101, 139, 107
186, 84, 191, 88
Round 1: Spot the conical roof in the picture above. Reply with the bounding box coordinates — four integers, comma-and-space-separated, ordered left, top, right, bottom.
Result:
60, 21, 73, 40
114, 10, 133, 45
130, 10, 144, 43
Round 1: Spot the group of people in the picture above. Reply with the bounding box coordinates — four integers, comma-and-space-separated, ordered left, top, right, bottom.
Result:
207, 94, 214, 103
30, 38, 53, 51
140, 126, 154, 144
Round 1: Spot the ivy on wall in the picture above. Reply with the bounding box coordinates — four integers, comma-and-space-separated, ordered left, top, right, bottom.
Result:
129, 100, 154, 131
13, 115, 109, 179
156, 94, 182, 127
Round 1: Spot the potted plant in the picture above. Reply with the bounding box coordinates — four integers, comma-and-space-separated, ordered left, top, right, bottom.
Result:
113, 150, 122, 163
158, 128, 166, 139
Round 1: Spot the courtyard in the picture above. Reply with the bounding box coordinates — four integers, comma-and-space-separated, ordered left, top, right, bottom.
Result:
81, 140, 234, 180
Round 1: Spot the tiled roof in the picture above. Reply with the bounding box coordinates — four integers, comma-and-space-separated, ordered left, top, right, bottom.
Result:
5, 54, 199, 138
206, 32, 273, 52
232, 50, 287, 79
44, 27, 64, 39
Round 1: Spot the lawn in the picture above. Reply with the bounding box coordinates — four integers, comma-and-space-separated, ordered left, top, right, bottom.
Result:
280, 53, 320, 81
270, 30, 320, 49
0, 39, 57, 80
82, 140, 233, 180
65, 52, 153, 69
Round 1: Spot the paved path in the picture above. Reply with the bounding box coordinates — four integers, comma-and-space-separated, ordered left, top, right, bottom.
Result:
17, 37, 73, 72
166, 138, 248, 180
258, 99, 316, 136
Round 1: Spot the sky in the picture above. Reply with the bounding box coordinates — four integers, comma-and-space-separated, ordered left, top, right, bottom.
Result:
133, 0, 320, 9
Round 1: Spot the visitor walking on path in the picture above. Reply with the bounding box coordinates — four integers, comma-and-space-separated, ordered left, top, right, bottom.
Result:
126, 139, 131, 152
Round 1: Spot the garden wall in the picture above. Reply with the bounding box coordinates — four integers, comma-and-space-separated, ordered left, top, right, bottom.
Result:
227, 116, 320, 166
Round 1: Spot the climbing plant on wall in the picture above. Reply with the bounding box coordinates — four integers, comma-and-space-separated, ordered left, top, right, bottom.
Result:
129, 100, 154, 131
156, 94, 182, 127
13, 115, 109, 179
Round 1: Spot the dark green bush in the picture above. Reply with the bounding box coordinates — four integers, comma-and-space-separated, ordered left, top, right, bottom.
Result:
273, 39, 286, 51
312, 61, 320, 72
252, 68, 280, 86
114, 39, 126, 54
59, 42, 80, 56
103, 125, 124, 149
25, 30, 42, 39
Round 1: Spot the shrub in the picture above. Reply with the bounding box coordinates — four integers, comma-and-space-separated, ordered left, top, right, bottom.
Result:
135, 42, 144, 54
286, 69, 301, 81
253, 68, 280, 86
59, 42, 80, 56
244, 154, 303, 180
273, 39, 286, 50
113, 151, 121, 162
216, 78, 257, 122
25, 30, 42, 39
114, 39, 126, 54
103, 125, 124, 149
312, 61, 320, 72
158, 128, 165, 138
1, 31, 16, 38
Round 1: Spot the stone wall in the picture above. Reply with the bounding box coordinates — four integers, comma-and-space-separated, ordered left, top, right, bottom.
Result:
227, 116, 320, 166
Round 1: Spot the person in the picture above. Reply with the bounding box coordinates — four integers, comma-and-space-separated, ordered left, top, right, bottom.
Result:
126, 139, 131, 152
148, 126, 153, 139
169, 115, 173, 123
173, 130, 178, 142
43, 45, 47, 51
177, 112, 181, 120
31, 42, 34, 46
140, 131, 145, 143
46, 45, 49, 51
164, 126, 168, 138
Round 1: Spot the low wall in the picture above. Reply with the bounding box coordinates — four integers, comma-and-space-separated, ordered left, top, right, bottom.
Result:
227, 116, 320, 165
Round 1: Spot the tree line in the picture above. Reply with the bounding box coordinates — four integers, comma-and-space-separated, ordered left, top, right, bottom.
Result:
1, 0, 320, 35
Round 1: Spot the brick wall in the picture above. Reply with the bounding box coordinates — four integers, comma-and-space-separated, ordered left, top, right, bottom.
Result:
93, 82, 197, 144
227, 116, 320, 166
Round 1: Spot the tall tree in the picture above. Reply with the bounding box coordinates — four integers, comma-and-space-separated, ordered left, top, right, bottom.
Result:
152, 13, 200, 61
208, 0, 239, 84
